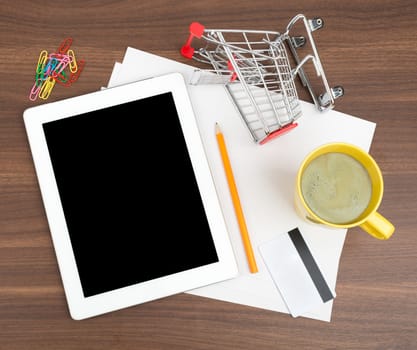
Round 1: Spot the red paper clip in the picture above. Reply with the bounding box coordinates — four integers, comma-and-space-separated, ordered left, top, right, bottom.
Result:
57, 37, 73, 54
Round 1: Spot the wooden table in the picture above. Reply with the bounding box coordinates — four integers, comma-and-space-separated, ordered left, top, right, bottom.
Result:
1, 1, 416, 349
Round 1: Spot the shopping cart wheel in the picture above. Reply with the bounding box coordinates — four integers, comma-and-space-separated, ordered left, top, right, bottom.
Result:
291, 36, 306, 48
331, 86, 344, 99
309, 17, 324, 31
318, 86, 344, 109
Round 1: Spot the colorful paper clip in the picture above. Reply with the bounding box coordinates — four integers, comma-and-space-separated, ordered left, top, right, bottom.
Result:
67, 49, 78, 73
68, 59, 84, 84
29, 79, 43, 101
57, 37, 73, 54
36, 50, 48, 74
35, 50, 48, 84
39, 77, 56, 100
29, 38, 85, 101
54, 70, 69, 85
43, 58, 59, 77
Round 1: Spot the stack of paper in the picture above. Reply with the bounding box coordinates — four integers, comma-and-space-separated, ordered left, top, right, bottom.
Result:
105, 47, 375, 322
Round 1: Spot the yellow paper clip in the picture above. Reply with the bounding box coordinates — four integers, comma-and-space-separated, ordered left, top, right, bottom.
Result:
67, 49, 78, 73
39, 76, 56, 100
35, 50, 48, 82
68, 59, 85, 85
36, 50, 48, 73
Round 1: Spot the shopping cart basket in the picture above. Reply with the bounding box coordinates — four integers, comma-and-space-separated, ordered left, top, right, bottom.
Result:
181, 14, 344, 144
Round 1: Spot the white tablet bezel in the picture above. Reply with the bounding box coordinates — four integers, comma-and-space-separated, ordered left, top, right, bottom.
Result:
23, 72, 238, 320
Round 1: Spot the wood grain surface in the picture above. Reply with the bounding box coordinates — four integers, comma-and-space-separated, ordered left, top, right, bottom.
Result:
1, 1, 416, 349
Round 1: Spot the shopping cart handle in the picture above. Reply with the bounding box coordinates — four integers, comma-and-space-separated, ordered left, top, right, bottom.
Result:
181, 22, 205, 59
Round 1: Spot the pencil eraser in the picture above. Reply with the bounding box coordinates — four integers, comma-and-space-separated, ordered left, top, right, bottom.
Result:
259, 228, 335, 317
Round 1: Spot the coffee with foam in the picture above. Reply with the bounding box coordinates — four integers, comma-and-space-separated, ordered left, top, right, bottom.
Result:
301, 152, 372, 224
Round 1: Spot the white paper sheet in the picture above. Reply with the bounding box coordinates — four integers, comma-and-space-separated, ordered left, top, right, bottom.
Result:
107, 47, 376, 321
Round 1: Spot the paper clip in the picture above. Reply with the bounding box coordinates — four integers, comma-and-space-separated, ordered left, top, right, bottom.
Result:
35, 50, 48, 83
54, 70, 69, 85
57, 37, 73, 54
64, 59, 85, 86
30, 38, 84, 101
67, 49, 78, 73
39, 76, 56, 100
49, 53, 70, 63
43, 58, 59, 77
29, 79, 43, 101
36, 50, 48, 73
52, 57, 70, 77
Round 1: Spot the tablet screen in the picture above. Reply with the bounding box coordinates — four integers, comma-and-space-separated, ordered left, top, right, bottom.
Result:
42, 92, 219, 297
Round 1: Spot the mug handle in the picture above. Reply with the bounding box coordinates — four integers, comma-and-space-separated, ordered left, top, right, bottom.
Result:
359, 212, 395, 240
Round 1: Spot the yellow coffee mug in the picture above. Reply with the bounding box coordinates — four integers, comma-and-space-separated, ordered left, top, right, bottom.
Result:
295, 142, 395, 240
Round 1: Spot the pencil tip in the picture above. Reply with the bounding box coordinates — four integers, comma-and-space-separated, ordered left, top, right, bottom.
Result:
215, 122, 220, 134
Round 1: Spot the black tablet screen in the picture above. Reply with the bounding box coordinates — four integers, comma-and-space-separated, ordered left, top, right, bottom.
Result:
42, 92, 219, 297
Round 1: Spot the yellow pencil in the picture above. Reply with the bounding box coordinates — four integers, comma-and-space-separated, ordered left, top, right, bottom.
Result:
215, 122, 258, 273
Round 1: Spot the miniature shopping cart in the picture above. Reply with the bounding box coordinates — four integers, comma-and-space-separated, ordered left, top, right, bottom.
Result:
181, 14, 344, 144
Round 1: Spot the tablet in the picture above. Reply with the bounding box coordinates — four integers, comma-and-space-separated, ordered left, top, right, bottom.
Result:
23, 72, 238, 320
